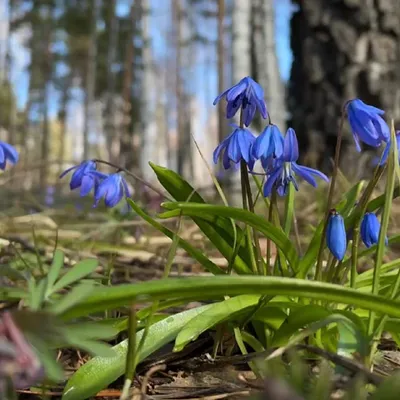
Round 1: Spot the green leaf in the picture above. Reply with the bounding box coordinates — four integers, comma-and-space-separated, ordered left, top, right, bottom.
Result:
0, 265, 26, 281
252, 306, 288, 330
50, 259, 98, 293
336, 317, 366, 368
47, 281, 97, 315
272, 305, 331, 346
342, 234, 400, 280
160, 203, 299, 272
65, 339, 115, 358
29, 278, 48, 311
370, 373, 400, 400
64, 322, 118, 341
59, 276, 400, 321
150, 163, 252, 274
126, 198, 223, 275
284, 182, 295, 235
46, 249, 64, 295
0, 286, 28, 301
174, 295, 261, 352
62, 304, 213, 400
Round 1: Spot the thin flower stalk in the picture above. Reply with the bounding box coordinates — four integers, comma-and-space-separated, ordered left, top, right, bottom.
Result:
315, 112, 345, 281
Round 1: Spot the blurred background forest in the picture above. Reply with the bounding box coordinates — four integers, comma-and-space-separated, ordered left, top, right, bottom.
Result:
0, 0, 399, 208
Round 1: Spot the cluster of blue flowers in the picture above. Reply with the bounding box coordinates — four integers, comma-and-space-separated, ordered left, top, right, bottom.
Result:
213, 77, 392, 261
60, 161, 130, 208
213, 77, 329, 197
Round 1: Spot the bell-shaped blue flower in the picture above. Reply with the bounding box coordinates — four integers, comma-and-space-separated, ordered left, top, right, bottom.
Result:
0, 141, 18, 169
213, 126, 256, 170
213, 77, 267, 127
251, 124, 284, 169
326, 210, 347, 260
346, 99, 389, 151
360, 212, 388, 248
60, 160, 99, 196
378, 131, 400, 166
92, 172, 130, 208
263, 128, 329, 197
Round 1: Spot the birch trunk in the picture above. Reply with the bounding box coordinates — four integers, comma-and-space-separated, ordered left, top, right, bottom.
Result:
83, 0, 101, 160
254, 0, 286, 130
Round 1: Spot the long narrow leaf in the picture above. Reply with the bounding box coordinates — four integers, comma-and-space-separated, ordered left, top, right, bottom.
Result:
127, 199, 223, 275
150, 163, 252, 274
59, 276, 400, 320
50, 259, 98, 293
62, 304, 213, 400
160, 203, 299, 271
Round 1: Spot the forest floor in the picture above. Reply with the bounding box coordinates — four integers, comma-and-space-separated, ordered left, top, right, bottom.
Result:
3, 181, 400, 400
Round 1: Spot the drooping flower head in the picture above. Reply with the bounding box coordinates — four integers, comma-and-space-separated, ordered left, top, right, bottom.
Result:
345, 99, 389, 151
326, 209, 347, 261
360, 212, 388, 248
262, 128, 329, 197
213, 77, 267, 127
0, 141, 18, 170
251, 124, 284, 169
59, 160, 98, 196
213, 126, 256, 170
91, 172, 130, 208
377, 131, 400, 166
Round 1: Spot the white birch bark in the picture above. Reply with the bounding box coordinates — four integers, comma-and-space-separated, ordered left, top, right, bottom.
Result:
261, 0, 286, 130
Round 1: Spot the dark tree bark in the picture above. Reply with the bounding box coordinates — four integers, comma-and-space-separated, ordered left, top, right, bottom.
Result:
289, 0, 400, 172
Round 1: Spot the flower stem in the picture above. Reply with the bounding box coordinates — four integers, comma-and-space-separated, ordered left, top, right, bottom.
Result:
367, 122, 397, 363
242, 164, 264, 274
351, 165, 385, 288
315, 112, 345, 281
240, 160, 258, 275
267, 190, 277, 274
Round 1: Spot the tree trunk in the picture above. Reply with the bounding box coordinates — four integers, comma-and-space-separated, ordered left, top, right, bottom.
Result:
173, 0, 187, 178
57, 75, 71, 177
251, 0, 286, 130
217, 0, 225, 144
39, 3, 54, 191
140, 0, 157, 179
83, 0, 101, 160
225, 0, 251, 204
120, 0, 139, 171
232, 0, 251, 85
289, 0, 400, 173
105, 0, 119, 164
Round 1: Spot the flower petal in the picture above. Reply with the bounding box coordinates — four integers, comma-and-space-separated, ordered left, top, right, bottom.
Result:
263, 166, 282, 197
292, 163, 329, 187
326, 212, 347, 260
283, 128, 299, 162
1, 142, 18, 164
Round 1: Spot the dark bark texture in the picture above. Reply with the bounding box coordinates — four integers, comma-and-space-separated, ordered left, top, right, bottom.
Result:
289, 0, 400, 173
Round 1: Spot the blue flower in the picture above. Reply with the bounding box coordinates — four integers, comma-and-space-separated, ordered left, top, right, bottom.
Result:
92, 173, 130, 208
213, 77, 267, 127
263, 128, 329, 197
213, 126, 256, 170
326, 210, 347, 260
251, 124, 284, 169
346, 99, 390, 151
378, 131, 400, 166
0, 141, 18, 169
360, 212, 387, 248
59, 160, 98, 196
